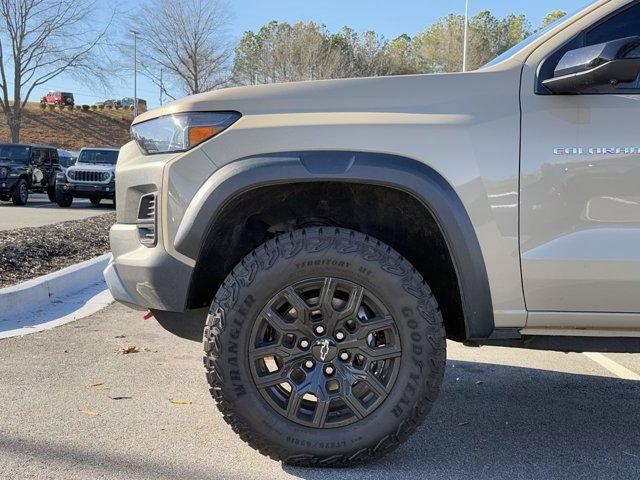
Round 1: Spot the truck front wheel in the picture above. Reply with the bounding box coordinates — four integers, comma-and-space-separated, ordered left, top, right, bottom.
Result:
11, 179, 28, 206
47, 185, 56, 203
204, 227, 446, 466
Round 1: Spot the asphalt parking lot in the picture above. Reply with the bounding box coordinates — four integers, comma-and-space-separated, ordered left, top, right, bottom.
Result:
1, 302, 639, 480
0, 193, 113, 230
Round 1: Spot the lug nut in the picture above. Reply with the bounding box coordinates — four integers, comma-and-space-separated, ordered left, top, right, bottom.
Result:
304, 360, 315, 369
314, 325, 325, 335
335, 331, 345, 341
339, 351, 349, 361
299, 339, 310, 349
324, 365, 335, 375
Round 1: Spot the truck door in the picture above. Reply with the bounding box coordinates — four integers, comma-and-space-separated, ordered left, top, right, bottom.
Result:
520, 2, 640, 320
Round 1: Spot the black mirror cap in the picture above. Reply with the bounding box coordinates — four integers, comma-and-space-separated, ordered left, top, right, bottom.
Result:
543, 36, 640, 94
554, 36, 640, 77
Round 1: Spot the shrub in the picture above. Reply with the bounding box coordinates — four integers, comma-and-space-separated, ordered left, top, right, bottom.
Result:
97, 104, 105, 110
39, 103, 46, 110
115, 105, 122, 110
48, 104, 56, 111
81, 104, 90, 111
90, 104, 97, 111
75, 105, 82, 111
67, 105, 74, 111
106, 105, 113, 110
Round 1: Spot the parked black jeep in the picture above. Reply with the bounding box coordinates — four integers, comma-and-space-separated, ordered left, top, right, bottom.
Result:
0, 144, 61, 205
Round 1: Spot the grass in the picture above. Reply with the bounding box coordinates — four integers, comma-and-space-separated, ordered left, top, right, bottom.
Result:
0, 102, 133, 150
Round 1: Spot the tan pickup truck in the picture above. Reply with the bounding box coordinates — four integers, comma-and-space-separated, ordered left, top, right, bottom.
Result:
106, 0, 640, 466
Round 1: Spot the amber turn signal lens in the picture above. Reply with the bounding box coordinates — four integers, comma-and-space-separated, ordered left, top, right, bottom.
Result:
188, 125, 222, 147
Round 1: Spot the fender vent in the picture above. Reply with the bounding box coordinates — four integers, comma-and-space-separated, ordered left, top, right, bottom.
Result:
137, 193, 157, 247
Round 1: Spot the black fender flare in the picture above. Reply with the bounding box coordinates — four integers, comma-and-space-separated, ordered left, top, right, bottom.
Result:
175, 151, 494, 339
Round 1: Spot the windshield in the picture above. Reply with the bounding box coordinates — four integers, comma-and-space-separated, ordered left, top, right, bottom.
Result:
483, 4, 589, 68
0, 145, 30, 163
78, 149, 119, 165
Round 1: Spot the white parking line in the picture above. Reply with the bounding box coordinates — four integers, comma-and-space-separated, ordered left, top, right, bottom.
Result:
583, 352, 640, 381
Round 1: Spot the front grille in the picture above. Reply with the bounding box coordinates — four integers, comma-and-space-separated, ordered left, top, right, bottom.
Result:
68, 170, 110, 183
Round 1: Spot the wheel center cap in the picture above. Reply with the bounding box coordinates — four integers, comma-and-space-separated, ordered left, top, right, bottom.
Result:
312, 338, 337, 362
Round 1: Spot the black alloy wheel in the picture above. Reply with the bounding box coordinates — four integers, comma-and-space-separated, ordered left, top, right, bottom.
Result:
249, 277, 402, 429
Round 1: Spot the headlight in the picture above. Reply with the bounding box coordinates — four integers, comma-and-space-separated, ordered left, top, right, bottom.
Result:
0, 167, 7, 177
131, 111, 241, 155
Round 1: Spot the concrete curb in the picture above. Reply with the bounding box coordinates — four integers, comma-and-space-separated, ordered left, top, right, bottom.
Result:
0, 253, 112, 322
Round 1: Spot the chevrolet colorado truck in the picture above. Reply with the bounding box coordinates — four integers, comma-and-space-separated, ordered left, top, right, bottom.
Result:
105, 0, 640, 467
55, 147, 118, 207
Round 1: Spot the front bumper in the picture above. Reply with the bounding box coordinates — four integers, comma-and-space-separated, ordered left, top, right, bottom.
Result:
105, 140, 215, 313
105, 224, 193, 311
56, 181, 115, 199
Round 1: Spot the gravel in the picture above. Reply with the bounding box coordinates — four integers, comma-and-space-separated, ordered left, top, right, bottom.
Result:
0, 213, 115, 288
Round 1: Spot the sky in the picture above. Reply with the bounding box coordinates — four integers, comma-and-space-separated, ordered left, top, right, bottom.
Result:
32, 0, 592, 108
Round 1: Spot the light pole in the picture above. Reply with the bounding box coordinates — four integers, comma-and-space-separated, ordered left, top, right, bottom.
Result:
462, 0, 469, 72
130, 30, 140, 116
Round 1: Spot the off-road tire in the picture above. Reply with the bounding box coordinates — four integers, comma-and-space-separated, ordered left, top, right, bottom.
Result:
11, 179, 28, 206
47, 185, 56, 203
90, 197, 101, 205
204, 227, 446, 467
55, 190, 73, 208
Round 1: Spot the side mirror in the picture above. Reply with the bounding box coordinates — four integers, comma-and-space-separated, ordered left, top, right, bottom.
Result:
542, 36, 640, 94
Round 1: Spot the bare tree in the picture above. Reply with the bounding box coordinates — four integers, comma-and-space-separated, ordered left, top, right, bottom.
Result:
0, 0, 114, 142
129, 0, 232, 97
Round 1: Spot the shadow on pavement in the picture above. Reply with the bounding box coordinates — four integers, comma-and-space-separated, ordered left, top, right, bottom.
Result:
0, 356, 638, 479
285, 360, 640, 480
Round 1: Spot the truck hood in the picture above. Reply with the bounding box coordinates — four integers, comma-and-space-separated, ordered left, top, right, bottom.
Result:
0, 160, 26, 169
133, 68, 517, 124
67, 163, 115, 173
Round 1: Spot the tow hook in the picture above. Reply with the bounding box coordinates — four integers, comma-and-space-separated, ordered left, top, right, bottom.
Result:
142, 310, 154, 320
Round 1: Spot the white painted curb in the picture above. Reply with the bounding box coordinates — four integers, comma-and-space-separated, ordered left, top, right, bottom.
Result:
0, 253, 112, 322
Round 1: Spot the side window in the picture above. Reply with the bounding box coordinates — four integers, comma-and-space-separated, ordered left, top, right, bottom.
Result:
31, 149, 42, 164
585, 4, 640, 46
43, 150, 51, 166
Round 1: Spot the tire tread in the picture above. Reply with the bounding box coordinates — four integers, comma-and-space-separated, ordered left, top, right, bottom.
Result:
203, 227, 446, 467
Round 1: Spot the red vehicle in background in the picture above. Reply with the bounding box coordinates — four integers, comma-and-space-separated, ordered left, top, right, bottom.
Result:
40, 91, 74, 106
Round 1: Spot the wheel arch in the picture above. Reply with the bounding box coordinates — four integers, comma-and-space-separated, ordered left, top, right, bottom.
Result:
176, 151, 494, 340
